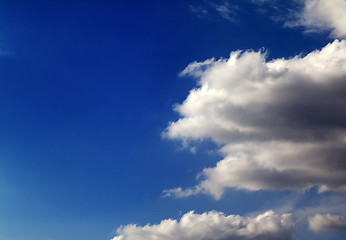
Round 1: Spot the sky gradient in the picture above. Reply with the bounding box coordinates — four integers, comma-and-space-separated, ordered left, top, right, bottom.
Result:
1, 1, 346, 240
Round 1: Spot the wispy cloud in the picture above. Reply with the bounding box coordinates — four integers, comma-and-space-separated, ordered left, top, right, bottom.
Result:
210, 1, 239, 22
189, 1, 239, 23
189, 5, 209, 19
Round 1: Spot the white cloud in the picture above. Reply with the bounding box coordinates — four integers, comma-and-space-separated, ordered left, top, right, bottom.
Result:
308, 213, 346, 232
112, 210, 294, 240
163, 40, 346, 199
250, 0, 346, 38
287, 0, 346, 38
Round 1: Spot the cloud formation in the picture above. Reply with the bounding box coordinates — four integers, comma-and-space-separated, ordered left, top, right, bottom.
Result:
308, 213, 346, 232
288, 0, 346, 38
164, 40, 346, 199
112, 210, 294, 240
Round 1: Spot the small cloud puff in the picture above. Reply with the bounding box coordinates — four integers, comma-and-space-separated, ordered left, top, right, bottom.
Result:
112, 210, 294, 240
308, 213, 346, 232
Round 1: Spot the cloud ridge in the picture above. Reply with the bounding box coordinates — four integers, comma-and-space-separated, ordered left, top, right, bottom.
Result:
112, 210, 295, 240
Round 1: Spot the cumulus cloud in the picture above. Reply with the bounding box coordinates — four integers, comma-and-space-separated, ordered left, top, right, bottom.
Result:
287, 0, 346, 38
112, 210, 295, 240
163, 40, 346, 199
308, 213, 346, 232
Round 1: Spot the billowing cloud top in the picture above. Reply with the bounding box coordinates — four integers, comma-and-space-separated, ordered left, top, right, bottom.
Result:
308, 213, 346, 232
112, 210, 294, 240
163, 40, 346, 199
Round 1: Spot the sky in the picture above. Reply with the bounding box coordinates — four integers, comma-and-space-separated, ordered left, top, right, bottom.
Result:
0, 0, 346, 240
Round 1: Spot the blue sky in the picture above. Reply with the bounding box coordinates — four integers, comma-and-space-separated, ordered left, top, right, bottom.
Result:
1, 1, 346, 240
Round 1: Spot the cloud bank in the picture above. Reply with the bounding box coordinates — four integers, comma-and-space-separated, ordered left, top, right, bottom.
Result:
308, 213, 346, 232
164, 40, 346, 199
112, 210, 294, 240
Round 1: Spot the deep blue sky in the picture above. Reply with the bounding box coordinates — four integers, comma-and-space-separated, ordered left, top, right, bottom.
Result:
0, 1, 343, 240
